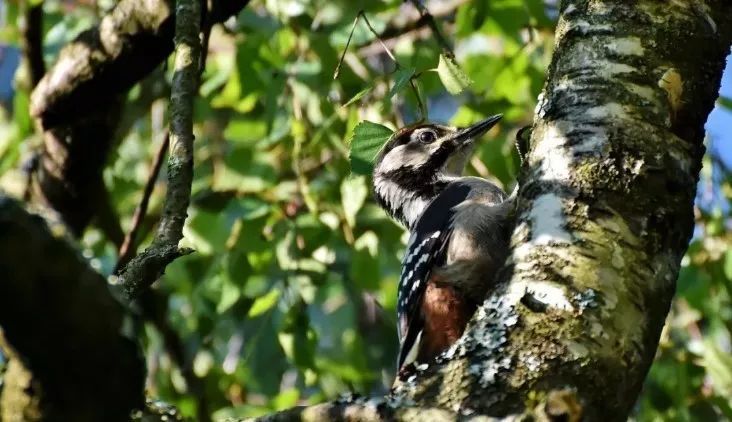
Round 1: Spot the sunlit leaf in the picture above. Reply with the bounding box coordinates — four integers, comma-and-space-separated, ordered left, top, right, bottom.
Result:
217, 279, 242, 313
248, 289, 281, 318
724, 251, 732, 281
271, 389, 300, 410
702, 340, 732, 397
436, 54, 472, 94
348, 121, 393, 175
340, 176, 368, 228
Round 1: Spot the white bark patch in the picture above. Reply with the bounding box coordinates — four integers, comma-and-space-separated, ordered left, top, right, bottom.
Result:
531, 194, 572, 245
607, 37, 644, 56
523, 354, 542, 372
584, 102, 629, 120
533, 124, 572, 181
513, 193, 572, 263
560, 19, 612, 38
627, 82, 657, 103
532, 119, 608, 183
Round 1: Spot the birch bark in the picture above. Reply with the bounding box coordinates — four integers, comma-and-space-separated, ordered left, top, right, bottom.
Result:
259, 1, 732, 420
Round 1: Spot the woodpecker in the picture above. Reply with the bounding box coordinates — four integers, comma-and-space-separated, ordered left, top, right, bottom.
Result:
372, 115, 513, 371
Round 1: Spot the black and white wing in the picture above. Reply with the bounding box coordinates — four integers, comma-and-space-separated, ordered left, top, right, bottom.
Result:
396, 182, 471, 369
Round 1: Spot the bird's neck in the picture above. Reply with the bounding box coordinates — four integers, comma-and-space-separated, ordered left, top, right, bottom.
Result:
374, 175, 453, 230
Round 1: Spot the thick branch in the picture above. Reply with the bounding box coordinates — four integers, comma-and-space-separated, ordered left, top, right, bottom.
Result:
0, 196, 144, 420
30, 0, 248, 128
251, 401, 468, 422
117, 0, 202, 299
27, 0, 247, 238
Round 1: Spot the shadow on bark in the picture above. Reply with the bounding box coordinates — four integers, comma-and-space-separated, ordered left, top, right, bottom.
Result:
0, 196, 145, 421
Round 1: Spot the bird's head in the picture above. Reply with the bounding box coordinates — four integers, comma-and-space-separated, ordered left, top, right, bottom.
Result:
372, 114, 502, 228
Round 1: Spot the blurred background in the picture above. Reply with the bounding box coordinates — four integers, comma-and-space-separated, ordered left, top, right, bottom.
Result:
0, 0, 730, 420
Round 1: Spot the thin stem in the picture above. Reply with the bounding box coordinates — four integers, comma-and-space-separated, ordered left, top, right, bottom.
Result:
114, 133, 170, 274
358, 11, 398, 65
407, 0, 454, 57
409, 78, 427, 121
333, 14, 360, 80
336, 10, 428, 119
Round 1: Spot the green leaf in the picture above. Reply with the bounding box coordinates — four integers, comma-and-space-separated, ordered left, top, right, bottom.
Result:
388, 67, 416, 99
436, 54, 472, 95
248, 289, 281, 318
348, 121, 394, 175
719, 96, 732, 110
217, 278, 242, 313
703, 340, 732, 397
724, 250, 732, 281
343, 86, 372, 107
350, 231, 380, 290
271, 389, 300, 410
340, 176, 368, 228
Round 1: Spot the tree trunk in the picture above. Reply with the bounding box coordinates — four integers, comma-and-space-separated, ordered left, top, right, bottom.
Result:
259, 1, 732, 420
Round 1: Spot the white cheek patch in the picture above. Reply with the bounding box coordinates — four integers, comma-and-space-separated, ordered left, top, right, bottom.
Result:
377, 142, 442, 173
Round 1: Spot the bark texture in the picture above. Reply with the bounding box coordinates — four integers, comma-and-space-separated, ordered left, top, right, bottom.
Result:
118, 0, 202, 299
259, 1, 732, 420
0, 196, 145, 421
28, 0, 248, 237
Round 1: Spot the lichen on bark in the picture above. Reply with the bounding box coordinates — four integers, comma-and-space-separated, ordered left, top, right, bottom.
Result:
388, 1, 732, 419
258, 1, 732, 420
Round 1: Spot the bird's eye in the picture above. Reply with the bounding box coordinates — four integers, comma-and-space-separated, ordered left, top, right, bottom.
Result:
418, 130, 436, 143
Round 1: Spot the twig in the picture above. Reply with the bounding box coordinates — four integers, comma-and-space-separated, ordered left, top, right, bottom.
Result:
408, 0, 455, 57
335, 10, 426, 118
334, 11, 400, 75
354, 0, 467, 51
333, 14, 360, 80
115, 0, 210, 275
359, 11, 398, 64
409, 78, 427, 121
20, 1, 45, 88
117, 0, 201, 299
115, 133, 170, 274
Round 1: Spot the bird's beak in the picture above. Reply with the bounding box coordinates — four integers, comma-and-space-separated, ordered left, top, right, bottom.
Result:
452, 114, 503, 145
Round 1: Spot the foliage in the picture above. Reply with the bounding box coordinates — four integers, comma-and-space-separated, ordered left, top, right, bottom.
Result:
0, 0, 730, 420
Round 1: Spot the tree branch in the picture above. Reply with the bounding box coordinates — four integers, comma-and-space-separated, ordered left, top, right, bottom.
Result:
115, 133, 170, 273
0, 196, 144, 420
260, 1, 732, 419
117, 0, 202, 299
20, 1, 45, 88
27, 0, 248, 239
